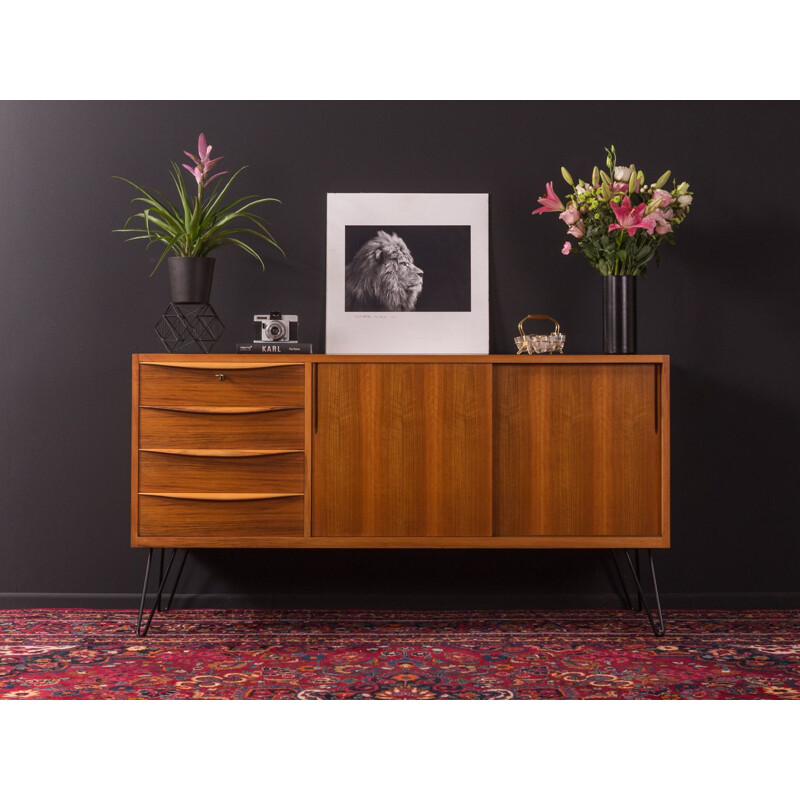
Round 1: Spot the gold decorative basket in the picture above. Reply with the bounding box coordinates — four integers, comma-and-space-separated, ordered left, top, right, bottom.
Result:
515, 314, 566, 355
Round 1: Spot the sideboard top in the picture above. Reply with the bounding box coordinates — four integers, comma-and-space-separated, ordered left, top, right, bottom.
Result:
134, 354, 669, 364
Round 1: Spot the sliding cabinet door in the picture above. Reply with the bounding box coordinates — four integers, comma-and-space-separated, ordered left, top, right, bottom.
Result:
313, 363, 492, 537
493, 364, 664, 540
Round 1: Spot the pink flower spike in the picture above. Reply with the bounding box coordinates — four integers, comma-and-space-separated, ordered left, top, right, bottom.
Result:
182, 163, 199, 181
183, 151, 201, 166
197, 133, 208, 160
561, 242, 572, 255
203, 171, 228, 187
532, 181, 565, 215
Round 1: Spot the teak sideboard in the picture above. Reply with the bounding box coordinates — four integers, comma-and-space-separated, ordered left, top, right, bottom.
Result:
131, 354, 669, 550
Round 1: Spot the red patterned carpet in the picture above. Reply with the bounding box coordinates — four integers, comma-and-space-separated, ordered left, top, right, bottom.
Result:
1, 609, 798, 699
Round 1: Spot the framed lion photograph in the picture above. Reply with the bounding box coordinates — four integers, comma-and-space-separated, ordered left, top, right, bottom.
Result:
325, 193, 489, 353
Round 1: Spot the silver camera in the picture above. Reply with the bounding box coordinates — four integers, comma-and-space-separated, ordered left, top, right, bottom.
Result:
254, 312, 299, 343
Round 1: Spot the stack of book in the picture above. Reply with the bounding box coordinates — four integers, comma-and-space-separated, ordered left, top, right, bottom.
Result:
236, 342, 313, 354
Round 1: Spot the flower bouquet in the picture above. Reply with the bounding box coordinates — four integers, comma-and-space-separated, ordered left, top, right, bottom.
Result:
532, 145, 693, 353
532, 145, 692, 277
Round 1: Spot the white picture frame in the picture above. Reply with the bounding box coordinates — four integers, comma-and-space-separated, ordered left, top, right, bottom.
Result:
325, 193, 489, 354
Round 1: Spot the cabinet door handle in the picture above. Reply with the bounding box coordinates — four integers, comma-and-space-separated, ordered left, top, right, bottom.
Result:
214, 373, 226, 381
313, 364, 319, 434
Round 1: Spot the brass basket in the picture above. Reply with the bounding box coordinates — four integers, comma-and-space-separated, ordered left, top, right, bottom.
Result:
515, 314, 566, 355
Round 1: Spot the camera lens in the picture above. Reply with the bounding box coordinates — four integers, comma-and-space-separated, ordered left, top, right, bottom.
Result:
265, 321, 287, 341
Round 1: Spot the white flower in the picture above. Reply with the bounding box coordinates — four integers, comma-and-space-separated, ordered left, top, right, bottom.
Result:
575, 185, 587, 195
677, 194, 693, 207
614, 166, 632, 182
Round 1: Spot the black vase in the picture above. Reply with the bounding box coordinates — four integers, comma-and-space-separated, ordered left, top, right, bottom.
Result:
603, 276, 637, 354
167, 257, 215, 304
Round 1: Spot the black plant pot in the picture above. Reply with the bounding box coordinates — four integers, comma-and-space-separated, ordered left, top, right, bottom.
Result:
167, 257, 215, 304
603, 275, 637, 354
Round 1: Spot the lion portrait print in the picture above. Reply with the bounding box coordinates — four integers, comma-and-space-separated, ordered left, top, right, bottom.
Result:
345, 230, 424, 312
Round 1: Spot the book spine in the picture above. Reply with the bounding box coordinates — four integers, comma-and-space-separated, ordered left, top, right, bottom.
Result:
236, 343, 313, 354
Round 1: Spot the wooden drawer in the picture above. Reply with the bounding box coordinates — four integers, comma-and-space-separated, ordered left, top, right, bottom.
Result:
139, 450, 305, 494
139, 362, 304, 408
139, 407, 305, 450
139, 494, 304, 538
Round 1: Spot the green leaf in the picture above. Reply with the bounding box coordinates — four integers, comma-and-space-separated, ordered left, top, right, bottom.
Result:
169, 162, 193, 232
212, 200, 281, 231
203, 166, 249, 217
114, 177, 180, 224
149, 228, 186, 276
211, 236, 266, 269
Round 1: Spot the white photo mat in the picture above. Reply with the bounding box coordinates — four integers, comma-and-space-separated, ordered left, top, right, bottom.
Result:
326, 193, 489, 354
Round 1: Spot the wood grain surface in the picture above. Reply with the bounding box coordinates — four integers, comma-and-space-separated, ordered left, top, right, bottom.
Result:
138, 494, 304, 539
139, 450, 305, 493
139, 362, 305, 408
139, 407, 305, 450
132, 355, 668, 548
312, 363, 492, 537
493, 364, 662, 537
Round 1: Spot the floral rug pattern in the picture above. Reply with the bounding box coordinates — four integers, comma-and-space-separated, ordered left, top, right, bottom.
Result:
1, 609, 798, 699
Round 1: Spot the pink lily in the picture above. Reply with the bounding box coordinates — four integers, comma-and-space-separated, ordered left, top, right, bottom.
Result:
531, 182, 565, 215
608, 195, 656, 237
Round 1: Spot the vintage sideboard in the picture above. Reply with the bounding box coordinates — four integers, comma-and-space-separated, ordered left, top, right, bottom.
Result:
131, 354, 669, 635
132, 353, 669, 547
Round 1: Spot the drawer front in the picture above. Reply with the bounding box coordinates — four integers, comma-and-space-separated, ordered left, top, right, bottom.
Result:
139, 408, 305, 450
139, 363, 304, 408
139, 494, 304, 538
139, 450, 305, 494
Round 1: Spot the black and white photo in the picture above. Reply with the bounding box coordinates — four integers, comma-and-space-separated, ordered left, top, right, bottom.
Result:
345, 226, 471, 313
327, 194, 488, 353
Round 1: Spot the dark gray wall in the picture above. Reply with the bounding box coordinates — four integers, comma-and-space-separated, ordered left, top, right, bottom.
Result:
1, 101, 798, 607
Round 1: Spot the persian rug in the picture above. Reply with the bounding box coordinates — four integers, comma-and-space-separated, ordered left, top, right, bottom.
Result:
0, 609, 798, 699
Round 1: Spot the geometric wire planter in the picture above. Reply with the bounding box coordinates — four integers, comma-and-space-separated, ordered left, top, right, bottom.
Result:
154, 303, 225, 353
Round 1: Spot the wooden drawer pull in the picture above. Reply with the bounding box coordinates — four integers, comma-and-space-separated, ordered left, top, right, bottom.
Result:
140, 492, 303, 501
139, 362, 302, 370
140, 448, 303, 458
140, 405, 303, 414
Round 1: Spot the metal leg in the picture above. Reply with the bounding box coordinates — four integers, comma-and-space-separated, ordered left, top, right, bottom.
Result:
611, 550, 635, 611
634, 550, 643, 612
136, 549, 154, 636
620, 549, 666, 637
163, 550, 189, 612
157, 549, 165, 613
135, 548, 188, 637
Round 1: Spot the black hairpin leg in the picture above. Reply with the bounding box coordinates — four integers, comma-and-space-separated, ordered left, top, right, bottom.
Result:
611, 549, 666, 637
135, 548, 189, 637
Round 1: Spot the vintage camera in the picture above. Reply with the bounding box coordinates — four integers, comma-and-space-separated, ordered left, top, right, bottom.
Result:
254, 312, 299, 343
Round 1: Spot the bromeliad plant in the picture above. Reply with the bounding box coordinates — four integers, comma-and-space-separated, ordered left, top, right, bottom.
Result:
532, 145, 693, 277
114, 133, 283, 275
